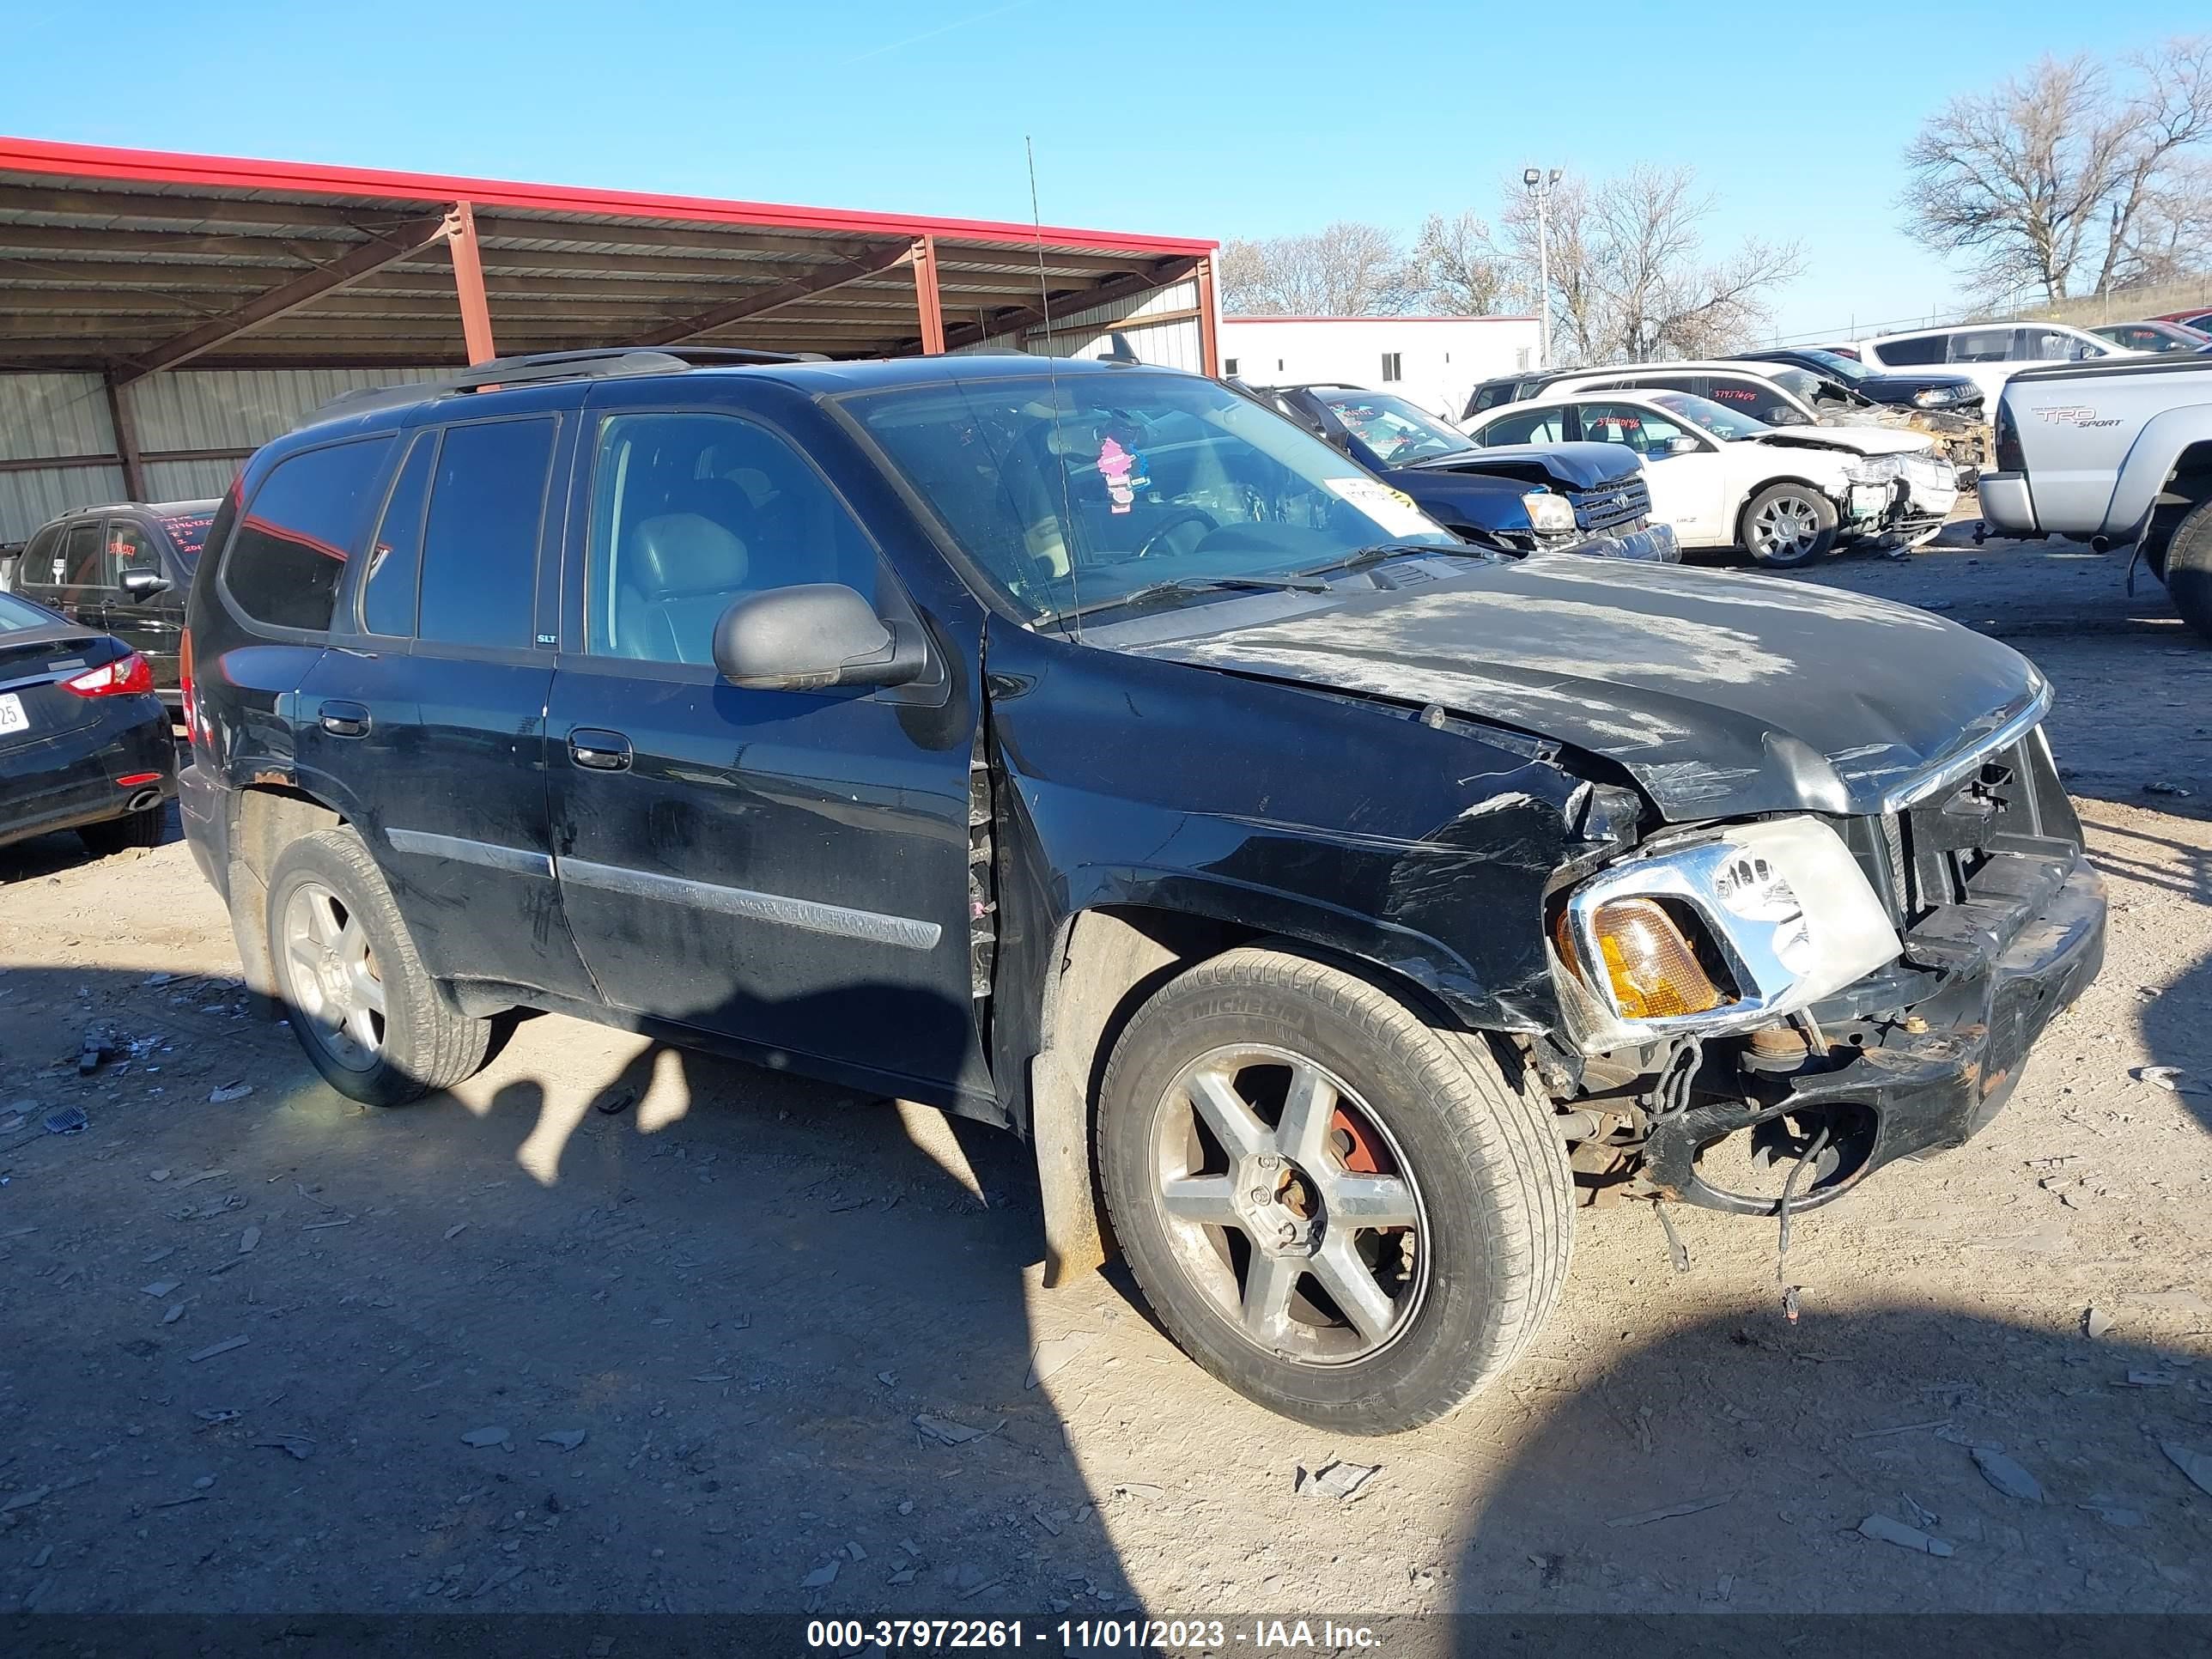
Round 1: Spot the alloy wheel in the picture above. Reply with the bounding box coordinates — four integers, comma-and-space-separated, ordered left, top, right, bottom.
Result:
280, 880, 386, 1072
1148, 1043, 1429, 1365
1751, 493, 1824, 560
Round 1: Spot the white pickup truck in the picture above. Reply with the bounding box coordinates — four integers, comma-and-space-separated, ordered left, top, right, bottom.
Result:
1978, 354, 2212, 639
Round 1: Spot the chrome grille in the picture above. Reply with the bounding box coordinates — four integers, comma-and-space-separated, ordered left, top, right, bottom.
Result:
1569, 473, 1652, 533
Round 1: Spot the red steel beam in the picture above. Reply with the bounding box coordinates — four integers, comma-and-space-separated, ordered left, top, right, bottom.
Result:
631, 241, 912, 347
444, 201, 496, 365
113, 207, 455, 383
911, 236, 945, 356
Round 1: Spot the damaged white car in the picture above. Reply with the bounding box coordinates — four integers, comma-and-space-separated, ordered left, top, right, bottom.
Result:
1465, 388, 1960, 568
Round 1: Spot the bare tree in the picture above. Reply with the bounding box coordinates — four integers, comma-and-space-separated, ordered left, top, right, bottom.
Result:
1500, 167, 1802, 363
1218, 222, 1415, 316
1407, 211, 1514, 315
1900, 37, 2212, 303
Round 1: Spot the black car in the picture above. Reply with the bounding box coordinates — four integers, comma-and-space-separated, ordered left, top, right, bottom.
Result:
0, 587, 177, 856
14, 498, 219, 715
181, 348, 2102, 1432
1244, 383, 1675, 561
1727, 347, 1982, 416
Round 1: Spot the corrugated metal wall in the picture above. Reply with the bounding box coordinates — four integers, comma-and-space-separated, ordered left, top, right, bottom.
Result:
129, 367, 439, 453
951, 279, 1206, 372
0, 365, 441, 543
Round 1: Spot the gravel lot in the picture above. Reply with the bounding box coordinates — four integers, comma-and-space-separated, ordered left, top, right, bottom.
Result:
2, 526, 2209, 1626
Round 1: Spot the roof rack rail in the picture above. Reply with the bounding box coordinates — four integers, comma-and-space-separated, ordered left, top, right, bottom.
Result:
308, 345, 830, 422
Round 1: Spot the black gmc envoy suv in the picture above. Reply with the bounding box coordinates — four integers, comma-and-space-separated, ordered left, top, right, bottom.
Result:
179, 348, 2104, 1431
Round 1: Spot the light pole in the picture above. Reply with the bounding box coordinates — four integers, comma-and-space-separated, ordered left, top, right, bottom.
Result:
1523, 167, 1561, 368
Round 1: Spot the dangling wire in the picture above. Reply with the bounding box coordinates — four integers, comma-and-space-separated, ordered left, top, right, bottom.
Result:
1775, 1121, 1832, 1324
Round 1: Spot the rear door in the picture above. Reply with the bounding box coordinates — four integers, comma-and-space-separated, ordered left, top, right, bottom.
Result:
544, 385, 987, 1104
50, 519, 110, 632
295, 393, 598, 1000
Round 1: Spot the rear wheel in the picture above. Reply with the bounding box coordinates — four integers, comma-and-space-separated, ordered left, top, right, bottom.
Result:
78, 804, 166, 856
2164, 497, 2212, 642
265, 830, 489, 1106
1097, 947, 1572, 1433
1739, 483, 1838, 568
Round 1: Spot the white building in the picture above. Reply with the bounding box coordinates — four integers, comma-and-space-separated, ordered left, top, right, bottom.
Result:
1219, 315, 1541, 417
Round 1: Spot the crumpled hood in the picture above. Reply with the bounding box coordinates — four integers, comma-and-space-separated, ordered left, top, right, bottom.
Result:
1397, 440, 1636, 490
1117, 556, 2042, 820
1759, 425, 1933, 458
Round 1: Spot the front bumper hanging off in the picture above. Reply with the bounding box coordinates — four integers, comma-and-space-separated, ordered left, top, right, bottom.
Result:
1642, 850, 2106, 1216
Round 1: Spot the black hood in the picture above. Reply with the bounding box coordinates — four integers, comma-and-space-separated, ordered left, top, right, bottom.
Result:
1394, 440, 1635, 491
1115, 556, 2044, 820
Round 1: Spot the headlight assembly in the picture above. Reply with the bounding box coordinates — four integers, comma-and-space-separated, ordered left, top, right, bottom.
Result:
1553, 817, 1902, 1048
1914, 386, 1961, 407
1522, 491, 1578, 534
1842, 454, 1905, 485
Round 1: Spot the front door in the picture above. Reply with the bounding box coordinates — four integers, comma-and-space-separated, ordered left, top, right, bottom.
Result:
101, 518, 182, 696
544, 394, 987, 1107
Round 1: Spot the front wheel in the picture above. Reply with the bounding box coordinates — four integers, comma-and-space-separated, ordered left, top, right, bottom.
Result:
264, 829, 490, 1106
1739, 482, 1839, 568
2164, 496, 2212, 642
1097, 947, 1572, 1433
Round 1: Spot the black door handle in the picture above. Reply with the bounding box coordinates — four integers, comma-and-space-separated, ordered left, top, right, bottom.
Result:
319, 700, 371, 738
568, 728, 632, 772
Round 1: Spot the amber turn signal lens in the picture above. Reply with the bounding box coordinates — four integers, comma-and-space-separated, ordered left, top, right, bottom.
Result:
1591, 898, 1726, 1018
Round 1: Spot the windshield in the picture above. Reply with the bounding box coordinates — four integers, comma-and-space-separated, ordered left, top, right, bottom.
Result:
160, 513, 213, 562
848, 371, 1458, 623
1316, 391, 1475, 464
1794, 349, 1869, 384
1647, 390, 1774, 442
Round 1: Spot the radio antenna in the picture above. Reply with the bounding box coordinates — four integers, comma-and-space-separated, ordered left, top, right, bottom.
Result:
1026, 134, 1081, 637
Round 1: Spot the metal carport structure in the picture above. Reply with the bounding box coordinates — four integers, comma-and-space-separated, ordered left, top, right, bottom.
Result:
0, 137, 1218, 534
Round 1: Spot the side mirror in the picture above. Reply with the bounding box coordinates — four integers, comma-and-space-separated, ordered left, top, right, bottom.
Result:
1666, 436, 1703, 456
711, 583, 926, 692
118, 568, 171, 599
1766, 407, 1811, 426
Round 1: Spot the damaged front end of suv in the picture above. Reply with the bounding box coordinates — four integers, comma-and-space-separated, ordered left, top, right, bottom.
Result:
1120, 556, 2106, 1234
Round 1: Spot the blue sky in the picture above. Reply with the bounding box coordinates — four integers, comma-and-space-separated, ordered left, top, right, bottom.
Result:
4, 0, 2203, 338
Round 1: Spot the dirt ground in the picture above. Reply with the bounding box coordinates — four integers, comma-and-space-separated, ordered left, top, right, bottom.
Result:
2, 523, 2209, 1634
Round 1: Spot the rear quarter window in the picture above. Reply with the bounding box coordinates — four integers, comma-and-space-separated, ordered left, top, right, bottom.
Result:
222, 437, 395, 635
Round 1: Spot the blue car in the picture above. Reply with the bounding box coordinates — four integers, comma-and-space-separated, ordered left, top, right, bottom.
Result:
1243, 382, 1677, 562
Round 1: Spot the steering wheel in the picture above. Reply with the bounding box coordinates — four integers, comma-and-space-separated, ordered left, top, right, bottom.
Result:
1132, 507, 1220, 559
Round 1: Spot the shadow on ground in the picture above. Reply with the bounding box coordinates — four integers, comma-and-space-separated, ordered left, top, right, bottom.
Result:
0, 963, 1135, 1617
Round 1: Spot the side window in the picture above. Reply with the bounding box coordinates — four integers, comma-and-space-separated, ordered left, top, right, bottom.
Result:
1475, 408, 1565, 446
586, 410, 882, 666
1873, 334, 1945, 367
1712, 377, 1796, 423
224, 438, 395, 634
1948, 329, 2015, 363
21, 524, 60, 588
415, 417, 557, 652
1578, 402, 1691, 457
361, 432, 435, 638
62, 520, 105, 589
108, 521, 162, 581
